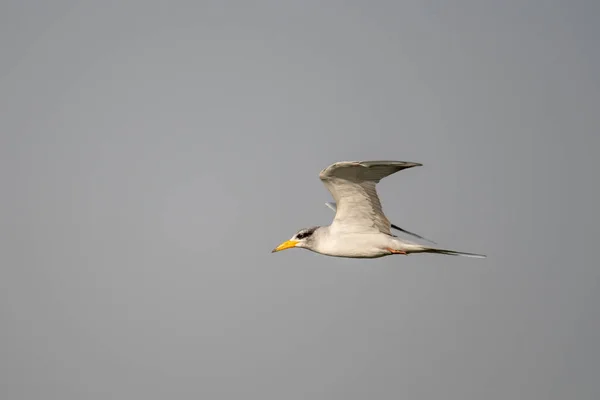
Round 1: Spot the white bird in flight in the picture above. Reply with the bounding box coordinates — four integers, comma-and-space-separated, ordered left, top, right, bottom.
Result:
272, 160, 486, 259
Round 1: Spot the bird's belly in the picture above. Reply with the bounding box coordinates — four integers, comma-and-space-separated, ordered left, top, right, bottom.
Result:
315, 233, 393, 258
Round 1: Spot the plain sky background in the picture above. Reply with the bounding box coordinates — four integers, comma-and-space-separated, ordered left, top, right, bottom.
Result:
1, 1, 599, 399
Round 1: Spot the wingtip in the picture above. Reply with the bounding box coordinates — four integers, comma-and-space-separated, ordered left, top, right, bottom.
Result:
356, 160, 423, 168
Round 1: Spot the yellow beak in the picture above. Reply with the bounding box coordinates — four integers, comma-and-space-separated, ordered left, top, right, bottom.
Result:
271, 239, 299, 253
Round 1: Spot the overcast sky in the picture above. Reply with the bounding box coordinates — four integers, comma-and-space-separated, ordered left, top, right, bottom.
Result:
1, 1, 599, 399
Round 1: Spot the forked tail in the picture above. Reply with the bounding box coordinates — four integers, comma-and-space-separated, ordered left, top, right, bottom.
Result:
419, 247, 486, 259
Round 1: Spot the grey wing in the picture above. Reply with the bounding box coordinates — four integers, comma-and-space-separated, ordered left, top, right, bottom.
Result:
324, 202, 436, 243
319, 160, 421, 235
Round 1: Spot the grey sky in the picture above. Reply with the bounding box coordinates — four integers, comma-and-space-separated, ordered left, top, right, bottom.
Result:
1, 1, 599, 399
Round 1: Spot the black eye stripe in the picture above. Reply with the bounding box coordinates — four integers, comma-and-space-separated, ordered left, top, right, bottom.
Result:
296, 228, 316, 240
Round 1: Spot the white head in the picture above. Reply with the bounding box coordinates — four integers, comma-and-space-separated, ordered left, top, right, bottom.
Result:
271, 226, 320, 253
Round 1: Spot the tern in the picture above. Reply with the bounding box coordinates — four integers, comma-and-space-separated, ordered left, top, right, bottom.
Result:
272, 160, 485, 259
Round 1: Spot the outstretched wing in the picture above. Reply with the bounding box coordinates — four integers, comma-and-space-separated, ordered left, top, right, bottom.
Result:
319, 160, 421, 235
324, 202, 436, 243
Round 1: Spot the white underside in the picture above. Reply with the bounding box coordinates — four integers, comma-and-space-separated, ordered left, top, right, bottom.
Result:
310, 229, 422, 258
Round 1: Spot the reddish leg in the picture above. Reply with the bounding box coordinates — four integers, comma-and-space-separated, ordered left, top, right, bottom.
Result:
386, 248, 407, 255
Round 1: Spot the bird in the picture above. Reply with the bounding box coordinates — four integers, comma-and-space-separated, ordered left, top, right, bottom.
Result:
271, 160, 486, 259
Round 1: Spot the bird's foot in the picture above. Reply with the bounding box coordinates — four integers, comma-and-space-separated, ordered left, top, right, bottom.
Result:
387, 248, 407, 255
